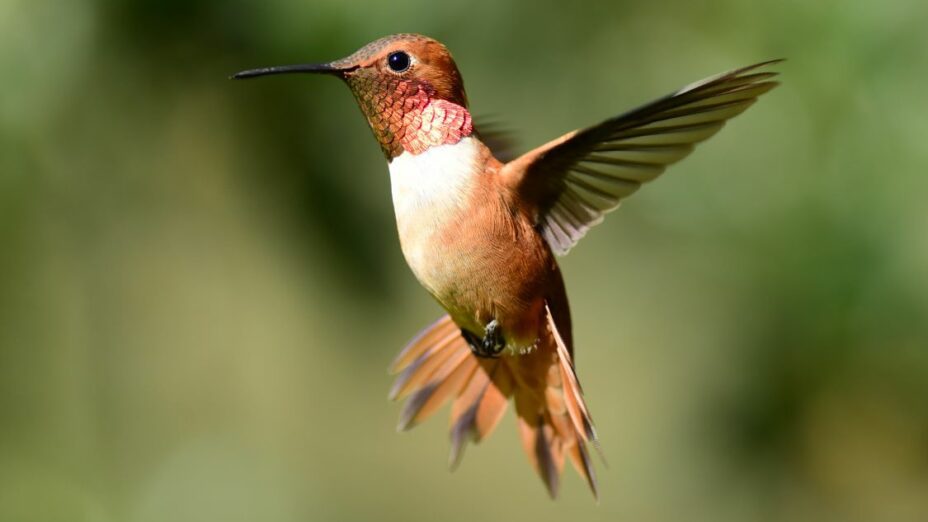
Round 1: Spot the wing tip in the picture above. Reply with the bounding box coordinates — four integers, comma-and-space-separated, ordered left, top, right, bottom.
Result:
728, 58, 786, 78
678, 58, 785, 95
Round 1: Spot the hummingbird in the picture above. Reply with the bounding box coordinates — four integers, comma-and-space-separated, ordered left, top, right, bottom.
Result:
233, 33, 780, 499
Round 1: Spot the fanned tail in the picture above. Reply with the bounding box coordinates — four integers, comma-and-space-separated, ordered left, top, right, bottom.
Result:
389, 315, 511, 451
389, 308, 599, 499
507, 304, 599, 499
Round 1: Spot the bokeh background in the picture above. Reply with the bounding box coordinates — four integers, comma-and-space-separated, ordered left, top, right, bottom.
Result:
2, 0, 927, 520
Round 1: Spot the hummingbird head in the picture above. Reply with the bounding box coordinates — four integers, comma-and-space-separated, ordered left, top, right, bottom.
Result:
233, 34, 474, 159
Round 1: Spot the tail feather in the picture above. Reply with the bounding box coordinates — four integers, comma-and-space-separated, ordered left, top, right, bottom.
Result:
514, 389, 565, 498
545, 386, 573, 440
448, 362, 492, 468
549, 312, 599, 495
510, 304, 599, 498
390, 309, 599, 499
568, 435, 599, 499
552, 316, 605, 466
398, 352, 476, 430
450, 359, 493, 428
447, 359, 516, 468
389, 330, 463, 400
389, 315, 460, 374
557, 335, 597, 443
473, 363, 512, 442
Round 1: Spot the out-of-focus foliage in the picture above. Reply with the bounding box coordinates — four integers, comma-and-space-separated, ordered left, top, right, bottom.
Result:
1, 0, 926, 520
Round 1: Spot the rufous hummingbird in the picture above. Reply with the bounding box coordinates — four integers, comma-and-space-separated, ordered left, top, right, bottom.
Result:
233, 33, 780, 499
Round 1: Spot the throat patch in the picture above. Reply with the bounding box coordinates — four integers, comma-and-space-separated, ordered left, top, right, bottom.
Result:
348, 74, 473, 158
400, 98, 473, 156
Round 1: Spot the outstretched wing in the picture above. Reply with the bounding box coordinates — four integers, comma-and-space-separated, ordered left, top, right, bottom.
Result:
501, 60, 782, 255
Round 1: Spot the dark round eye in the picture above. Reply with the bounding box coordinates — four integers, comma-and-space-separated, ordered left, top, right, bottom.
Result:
387, 51, 411, 72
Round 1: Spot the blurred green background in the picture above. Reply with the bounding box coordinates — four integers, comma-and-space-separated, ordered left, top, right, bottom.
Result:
2, 0, 927, 520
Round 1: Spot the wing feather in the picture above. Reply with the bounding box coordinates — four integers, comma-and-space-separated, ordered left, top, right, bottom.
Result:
502, 60, 782, 254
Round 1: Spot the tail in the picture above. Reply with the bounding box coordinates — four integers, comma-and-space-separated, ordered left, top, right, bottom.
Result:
388, 305, 599, 499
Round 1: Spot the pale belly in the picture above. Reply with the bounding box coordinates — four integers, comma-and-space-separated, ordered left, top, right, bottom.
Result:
389, 137, 481, 307
388, 138, 550, 345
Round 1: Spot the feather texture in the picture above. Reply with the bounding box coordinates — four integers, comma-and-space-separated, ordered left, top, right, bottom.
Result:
389, 314, 460, 374
502, 60, 782, 254
389, 310, 598, 498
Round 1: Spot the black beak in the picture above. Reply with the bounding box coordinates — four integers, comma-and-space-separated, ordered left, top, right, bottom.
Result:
230, 62, 354, 80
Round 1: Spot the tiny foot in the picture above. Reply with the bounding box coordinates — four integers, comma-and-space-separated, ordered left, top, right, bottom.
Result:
481, 319, 505, 356
461, 320, 506, 358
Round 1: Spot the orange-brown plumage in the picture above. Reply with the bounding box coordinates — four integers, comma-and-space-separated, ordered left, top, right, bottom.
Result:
233, 33, 781, 499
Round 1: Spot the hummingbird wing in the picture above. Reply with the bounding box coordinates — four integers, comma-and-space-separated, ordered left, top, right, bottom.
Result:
501, 60, 782, 255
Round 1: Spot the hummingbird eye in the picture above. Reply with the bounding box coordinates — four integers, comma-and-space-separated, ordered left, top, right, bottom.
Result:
387, 51, 411, 73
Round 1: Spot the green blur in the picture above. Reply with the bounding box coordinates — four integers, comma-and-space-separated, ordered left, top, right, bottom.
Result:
1, 0, 926, 520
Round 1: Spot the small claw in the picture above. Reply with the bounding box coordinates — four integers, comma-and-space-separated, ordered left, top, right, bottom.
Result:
461, 320, 506, 358
482, 320, 505, 357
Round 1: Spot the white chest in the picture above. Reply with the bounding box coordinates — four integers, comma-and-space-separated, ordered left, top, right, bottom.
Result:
388, 137, 480, 288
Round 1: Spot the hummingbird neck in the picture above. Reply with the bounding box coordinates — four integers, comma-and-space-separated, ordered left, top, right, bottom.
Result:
347, 77, 473, 159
